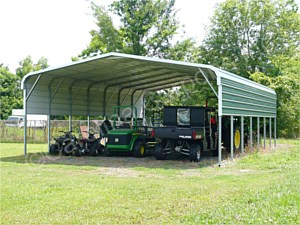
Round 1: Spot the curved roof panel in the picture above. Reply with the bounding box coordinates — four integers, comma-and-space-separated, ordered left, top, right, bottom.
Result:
21, 52, 276, 117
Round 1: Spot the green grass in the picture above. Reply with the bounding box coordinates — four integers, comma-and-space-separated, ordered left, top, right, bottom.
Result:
0, 140, 299, 224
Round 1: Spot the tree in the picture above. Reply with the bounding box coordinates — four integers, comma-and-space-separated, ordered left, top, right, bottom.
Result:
250, 54, 300, 138
0, 56, 49, 119
0, 65, 22, 119
201, 0, 300, 77
16, 56, 48, 79
164, 38, 200, 62
78, 0, 179, 58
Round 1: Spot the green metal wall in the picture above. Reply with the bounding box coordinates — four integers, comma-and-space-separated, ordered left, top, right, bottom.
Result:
220, 76, 277, 117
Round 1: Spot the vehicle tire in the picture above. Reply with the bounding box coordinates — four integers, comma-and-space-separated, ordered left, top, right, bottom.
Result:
74, 146, 82, 157
89, 142, 99, 157
49, 144, 59, 155
98, 145, 105, 155
63, 144, 74, 156
189, 144, 201, 162
104, 147, 111, 157
154, 143, 166, 160
133, 140, 145, 158
212, 141, 218, 157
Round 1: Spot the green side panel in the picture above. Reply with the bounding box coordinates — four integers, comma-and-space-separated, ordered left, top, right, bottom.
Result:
107, 144, 131, 151
106, 130, 142, 152
221, 77, 277, 117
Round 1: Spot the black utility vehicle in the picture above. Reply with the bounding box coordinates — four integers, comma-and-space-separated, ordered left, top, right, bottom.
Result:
153, 106, 218, 162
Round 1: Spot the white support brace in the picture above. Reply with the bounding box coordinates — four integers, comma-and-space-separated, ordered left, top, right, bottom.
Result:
198, 68, 218, 97
25, 74, 42, 101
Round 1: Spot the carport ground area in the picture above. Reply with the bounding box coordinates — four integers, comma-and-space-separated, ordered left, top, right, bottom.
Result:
1, 139, 299, 224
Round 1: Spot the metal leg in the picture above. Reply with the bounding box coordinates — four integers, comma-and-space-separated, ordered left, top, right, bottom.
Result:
48, 86, 51, 153
241, 116, 244, 154
269, 117, 272, 149
47, 115, 51, 152
264, 117, 266, 149
87, 116, 90, 133
274, 118, 276, 147
250, 116, 253, 151
23, 88, 27, 156
257, 117, 260, 150
218, 116, 222, 164
230, 116, 234, 160
142, 96, 146, 123
69, 115, 72, 132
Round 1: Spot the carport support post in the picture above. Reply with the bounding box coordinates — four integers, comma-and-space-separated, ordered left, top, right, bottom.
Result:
69, 87, 73, 132
48, 86, 51, 152
263, 117, 266, 149
230, 116, 234, 160
241, 116, 244, 154
250, 116, 253, 151
87, 116, 90, 133
47, 115, 51, 152
23, 86, 27, 156
218, 116, 222, 164
269, 117, 272, 148
69, 115, 72, 132
257, 117, 260, 150
87, 88, 91, 133
274, 118, 276, 147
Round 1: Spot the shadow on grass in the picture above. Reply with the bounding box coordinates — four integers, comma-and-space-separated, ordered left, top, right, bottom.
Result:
0, 151, 218, 170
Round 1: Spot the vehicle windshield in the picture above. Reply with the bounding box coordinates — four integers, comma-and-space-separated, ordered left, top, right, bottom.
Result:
7, 117, 18, 121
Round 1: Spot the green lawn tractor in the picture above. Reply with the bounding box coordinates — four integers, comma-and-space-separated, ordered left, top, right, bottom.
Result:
104, 106, 156, 157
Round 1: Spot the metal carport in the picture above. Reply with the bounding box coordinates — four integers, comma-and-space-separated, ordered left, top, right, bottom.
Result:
21, 52, 277, 163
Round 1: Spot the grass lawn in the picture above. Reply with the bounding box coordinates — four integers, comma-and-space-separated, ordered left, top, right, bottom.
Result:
0, 140, 299, 224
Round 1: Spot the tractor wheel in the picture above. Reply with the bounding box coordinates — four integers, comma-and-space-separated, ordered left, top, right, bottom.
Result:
133, 141, 145, 158
63, 144, 74, 156
189, 144, 201, 162
154, 143, 166, 160
49, 144, 59, 155
234, 128, 241, 152
89, 143, 99, 157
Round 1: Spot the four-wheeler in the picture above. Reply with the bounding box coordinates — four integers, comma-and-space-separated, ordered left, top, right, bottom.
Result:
152, 106, 219, 162
105, 106, 156, 157
49, 131, 78, 156
74, 131, 103, 157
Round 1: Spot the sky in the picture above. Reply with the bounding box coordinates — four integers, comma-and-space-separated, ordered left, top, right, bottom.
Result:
1, 0, 298, 73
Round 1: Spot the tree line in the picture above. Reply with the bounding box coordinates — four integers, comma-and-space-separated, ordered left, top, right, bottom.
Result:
1, 0, 299, 137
